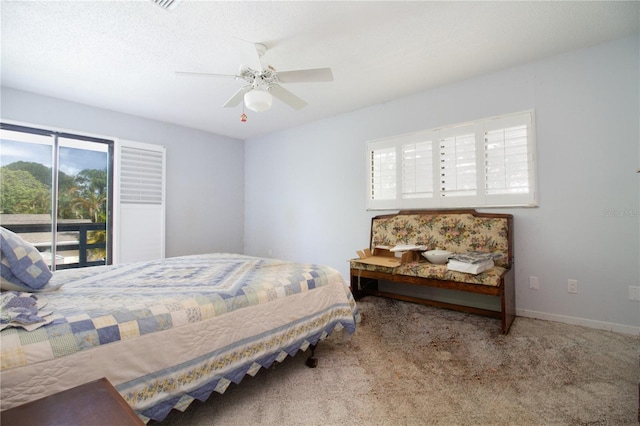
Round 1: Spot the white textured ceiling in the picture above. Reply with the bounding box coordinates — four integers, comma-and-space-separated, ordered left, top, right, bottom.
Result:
1, 1, 639, 140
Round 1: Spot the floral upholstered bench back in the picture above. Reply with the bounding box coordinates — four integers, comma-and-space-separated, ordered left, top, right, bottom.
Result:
371, 213, 510, 268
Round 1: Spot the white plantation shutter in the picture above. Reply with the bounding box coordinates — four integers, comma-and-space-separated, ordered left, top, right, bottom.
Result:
370, 147, 396, 200
120, 146, 164, 204
439, 132, 476, 198
367, 138, 398, 209
402, 140, 433, 200
113, 140, 166, 263
368, 131, 437, 209
366, 111, 536, 210
483, 112, 536, 206
485, 126, 528, 194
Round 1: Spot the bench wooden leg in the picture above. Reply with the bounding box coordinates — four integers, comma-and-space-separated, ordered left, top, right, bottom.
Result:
349, 274, 361, 299
350, 272, 379, 300
502, 272, 516, 334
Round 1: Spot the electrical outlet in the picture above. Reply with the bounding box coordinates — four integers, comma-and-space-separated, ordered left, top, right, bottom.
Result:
629, 286, 640, 302
568, 279, 578, 294
529, 276, 539, 290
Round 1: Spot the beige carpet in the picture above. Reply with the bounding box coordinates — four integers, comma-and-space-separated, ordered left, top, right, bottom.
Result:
153, 297, 640, 425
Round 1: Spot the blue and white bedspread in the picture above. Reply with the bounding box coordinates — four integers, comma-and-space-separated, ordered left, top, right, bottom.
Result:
0, 253, 359, 422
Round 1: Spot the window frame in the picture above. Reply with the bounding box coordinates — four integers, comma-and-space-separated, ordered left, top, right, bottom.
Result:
0, 122, 115, 269
366, 111, 537, 210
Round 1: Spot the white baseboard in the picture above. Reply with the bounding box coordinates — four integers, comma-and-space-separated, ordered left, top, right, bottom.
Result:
516, 308, 640, 336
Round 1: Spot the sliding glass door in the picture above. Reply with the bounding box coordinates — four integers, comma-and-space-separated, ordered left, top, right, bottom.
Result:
0, 124, 113, 270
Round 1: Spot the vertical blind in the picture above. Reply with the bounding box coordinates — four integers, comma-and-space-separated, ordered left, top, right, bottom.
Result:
366, 110, 536, 209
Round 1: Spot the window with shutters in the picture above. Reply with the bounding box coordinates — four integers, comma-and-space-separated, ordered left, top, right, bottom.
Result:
0, 123, 167, 266
366, 111, 536, 209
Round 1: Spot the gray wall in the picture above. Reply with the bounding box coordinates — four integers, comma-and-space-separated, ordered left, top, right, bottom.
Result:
0, 87, 245, 258
244, 36, 640, 333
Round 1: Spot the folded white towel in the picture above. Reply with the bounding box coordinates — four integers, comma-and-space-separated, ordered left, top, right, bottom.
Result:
447, 259, 494, 275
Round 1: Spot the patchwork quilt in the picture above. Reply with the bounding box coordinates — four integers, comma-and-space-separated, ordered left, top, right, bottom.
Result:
0, 253, 359, 422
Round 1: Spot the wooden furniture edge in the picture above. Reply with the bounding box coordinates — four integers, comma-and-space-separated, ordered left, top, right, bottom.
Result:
351, 268, 514, 334
0, 377, 144, 426
502, 267, 516, 333
351, 268, 504, 296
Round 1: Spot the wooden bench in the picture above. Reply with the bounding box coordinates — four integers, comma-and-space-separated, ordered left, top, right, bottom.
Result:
350, 209, 515, 334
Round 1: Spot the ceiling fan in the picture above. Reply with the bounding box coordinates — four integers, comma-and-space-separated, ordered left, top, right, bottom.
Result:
176, 42, 333, 112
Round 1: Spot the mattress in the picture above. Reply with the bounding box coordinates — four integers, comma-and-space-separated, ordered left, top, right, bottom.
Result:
0, 253, 359, 422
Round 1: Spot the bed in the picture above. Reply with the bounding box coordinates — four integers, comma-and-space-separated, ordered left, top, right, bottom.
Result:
0, 244, 359, 423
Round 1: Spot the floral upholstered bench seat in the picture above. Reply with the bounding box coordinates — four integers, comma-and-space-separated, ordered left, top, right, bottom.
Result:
349, 209, 515, 333
350, 261, 506, 287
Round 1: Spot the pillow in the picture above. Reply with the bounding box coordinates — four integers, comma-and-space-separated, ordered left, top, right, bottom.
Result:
0, 227, 53, 290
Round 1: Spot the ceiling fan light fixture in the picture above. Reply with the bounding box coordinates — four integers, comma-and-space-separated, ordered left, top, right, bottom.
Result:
244, 90, 273, 112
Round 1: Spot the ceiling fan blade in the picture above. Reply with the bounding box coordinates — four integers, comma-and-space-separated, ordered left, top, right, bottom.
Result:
269, 85, 308, 110
222, 86, 252, 108
232, 37, 265, 71
175, 71, 238, 79
276, 68, 333, 83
